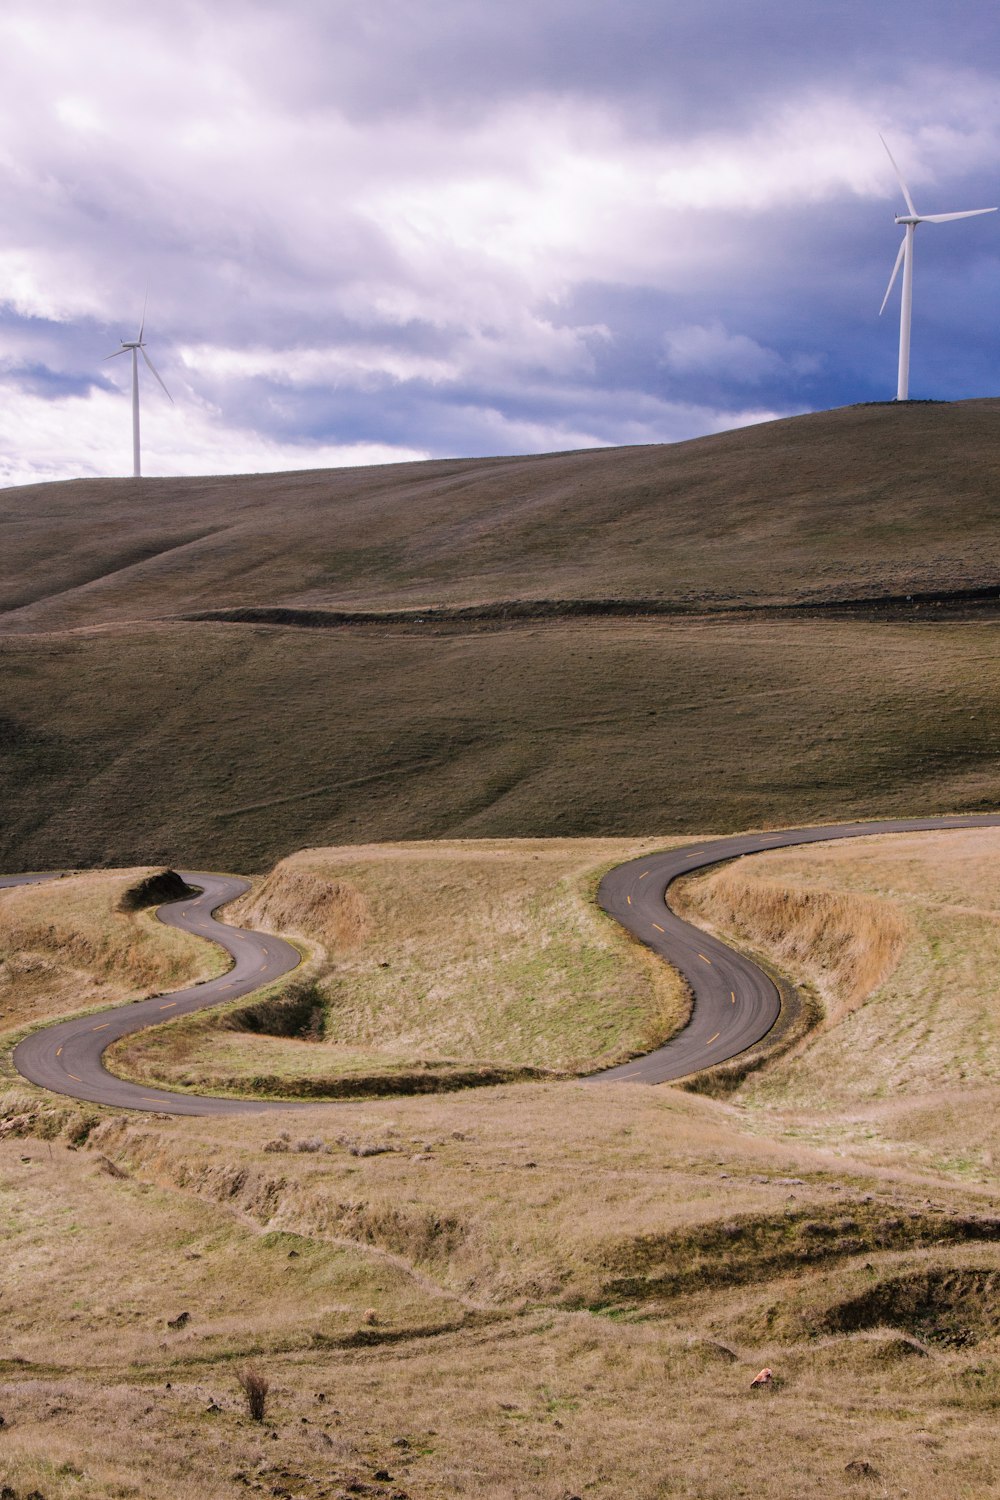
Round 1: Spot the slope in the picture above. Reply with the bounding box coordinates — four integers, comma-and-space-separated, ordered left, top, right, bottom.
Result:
2, 400, 1000, 871
3, 399, 1000, 633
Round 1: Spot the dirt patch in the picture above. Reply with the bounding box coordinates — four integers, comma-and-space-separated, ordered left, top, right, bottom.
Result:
181, 584, 1000, 633
228, 866, 370, 955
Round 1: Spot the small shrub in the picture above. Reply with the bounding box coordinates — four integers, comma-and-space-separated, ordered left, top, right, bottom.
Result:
237, 1364, 270, 1422
117, 869, 196, 912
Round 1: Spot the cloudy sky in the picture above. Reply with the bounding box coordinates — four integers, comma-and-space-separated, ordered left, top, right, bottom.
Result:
1, 0, 999, 484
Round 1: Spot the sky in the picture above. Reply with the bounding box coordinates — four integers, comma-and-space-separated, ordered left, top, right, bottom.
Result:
1, 0, 999, 485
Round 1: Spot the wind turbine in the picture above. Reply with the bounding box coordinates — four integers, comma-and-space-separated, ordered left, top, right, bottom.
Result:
104, 299, 173, 477
879, 135, 997, 402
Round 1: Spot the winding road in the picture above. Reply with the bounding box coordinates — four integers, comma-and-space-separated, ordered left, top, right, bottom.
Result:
593, 813, 1000, 1083
10, 874, 302, 1117
6, 813, 1000, 1114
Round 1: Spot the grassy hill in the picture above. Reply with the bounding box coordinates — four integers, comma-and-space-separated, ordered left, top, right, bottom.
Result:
2, 400, 999, 871
4, 399, 1000, 632
106, 838, 690, 1096
4, 830, 1000, 1498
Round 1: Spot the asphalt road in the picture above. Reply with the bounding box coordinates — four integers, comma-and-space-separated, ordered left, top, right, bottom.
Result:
6, 813, 1000, 1113
591, 812, 1000, 1083
11, 873, 303, 1117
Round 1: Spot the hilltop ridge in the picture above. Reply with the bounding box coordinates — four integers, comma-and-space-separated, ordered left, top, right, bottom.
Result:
3, 399, 1000, 634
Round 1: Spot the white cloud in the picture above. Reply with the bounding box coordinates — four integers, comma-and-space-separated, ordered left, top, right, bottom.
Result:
0, 381, 428, 488
180, 343, 459, 389
661, 322, 784, 383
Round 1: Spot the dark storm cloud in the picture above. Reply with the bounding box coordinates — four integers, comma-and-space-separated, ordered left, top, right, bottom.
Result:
227, 0, 1000, 127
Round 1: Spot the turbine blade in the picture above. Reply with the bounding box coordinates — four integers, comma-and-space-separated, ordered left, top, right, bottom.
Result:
880, 133, 918, 217
140, 345, 174, 402
102, 349, 128, 360
879, 237, 906, 316
920, 207, 998, 223
137, 288, 148, 344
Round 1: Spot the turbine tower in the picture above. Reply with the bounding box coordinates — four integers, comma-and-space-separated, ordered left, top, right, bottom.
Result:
104, 300, 173, 477
879, 135, 996, 402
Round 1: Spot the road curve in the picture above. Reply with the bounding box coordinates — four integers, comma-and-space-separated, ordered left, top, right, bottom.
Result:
11, 873, 303, 1117
6, 813, 1000, 1113
590, 812, 1000, 1084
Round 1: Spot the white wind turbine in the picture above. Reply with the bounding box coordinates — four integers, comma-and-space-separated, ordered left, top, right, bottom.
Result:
104, 299, 173, 477
879, 135, 997, 401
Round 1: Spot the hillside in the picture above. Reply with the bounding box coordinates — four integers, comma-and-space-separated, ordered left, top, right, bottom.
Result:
3, 400, 1000, 633
4, 830, 1000, 1499
2, 400, 999, 871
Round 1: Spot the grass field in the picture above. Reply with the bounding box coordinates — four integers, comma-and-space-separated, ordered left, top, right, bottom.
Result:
0, 870, 223, 1036
3, 401, 1000, 632
106, 839, 689, 1097
3, 400, 1000, 873
3, 614, 1000, 873
3, 1080, 1000, 1500
4, 831, 1000, 1497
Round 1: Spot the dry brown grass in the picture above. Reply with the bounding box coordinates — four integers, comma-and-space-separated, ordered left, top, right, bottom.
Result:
0, 870, 223, 1035
5, 400, 1000, 634
110, 839, 690, 1096
235, 1364, 270, 1422
4, 403, 1000, 882
5, 611, 1000, 876
5, 830, 1000, 1496
678, 864, 909, 1028
681, 828, 1000, 1181
231, 863, 372, 954
2, 1080, 1000, 1500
